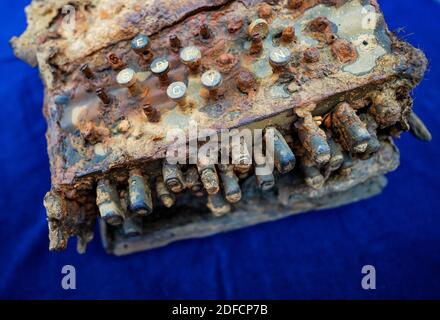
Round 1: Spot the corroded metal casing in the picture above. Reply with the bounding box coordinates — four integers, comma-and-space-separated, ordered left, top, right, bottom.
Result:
11, 0, 429, 255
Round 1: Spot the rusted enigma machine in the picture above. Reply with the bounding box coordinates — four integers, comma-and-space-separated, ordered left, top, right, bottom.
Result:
12, 0, 430, 255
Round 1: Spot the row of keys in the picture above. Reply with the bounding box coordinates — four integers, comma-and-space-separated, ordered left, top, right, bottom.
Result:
115, 66, 222, 103
97, 102, 377, 224
113, 35, 225, 104
78, 12, 329, 111
112, 34, 293, 103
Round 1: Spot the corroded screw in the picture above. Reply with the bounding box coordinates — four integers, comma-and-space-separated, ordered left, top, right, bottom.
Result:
258, 3, 272, 19
254, 148, 275, 191
96, 88, 112, 105
269, 47, 292, 71
231, 136, 252, 174
250, 33, 263, 55
150, 57, 170, 84
80, 64, 95, 80
131, 34, 153, 62
287, 0, 304, 9
332, 102, 371, 153
169, 34, 181, 51
167, 81, 188, 107
163, 162, 185, 193
236, 70, 256, 94
218, 164, 242, 204
117, 68, 140, 96
218, 53, 235, 66
184, 166, 204, 195
96, 179, 125, 226
266, 127, 296, 174
248, 18, 269, 39
227, 17, 244, 34
303, 47, 320, 63
143, 104, 160, 122
197, 163, 220, 195
300, 155, 325, 190
201, 70, 222, 98
308, 16, 332, 34
295, 115, 331, 166
256, 173, 275, 191
326, 132, 344, 172
180, 46, 202, 73
281, 26, 296, 43
331, 39, 358, 64
156, 176, 175, 208
128, 169, 153, 216
107, 52, 126, 71
131, 35, 150, 53
200, 23, 211, 39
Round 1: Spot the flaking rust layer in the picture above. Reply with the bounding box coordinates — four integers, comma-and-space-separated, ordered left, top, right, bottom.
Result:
11, 0, 430, 255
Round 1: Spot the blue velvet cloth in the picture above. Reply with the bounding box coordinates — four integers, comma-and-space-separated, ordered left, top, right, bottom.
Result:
0, 0, 439, 299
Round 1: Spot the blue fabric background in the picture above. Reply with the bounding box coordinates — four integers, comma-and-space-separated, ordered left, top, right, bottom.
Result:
0, 0, 439, 300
